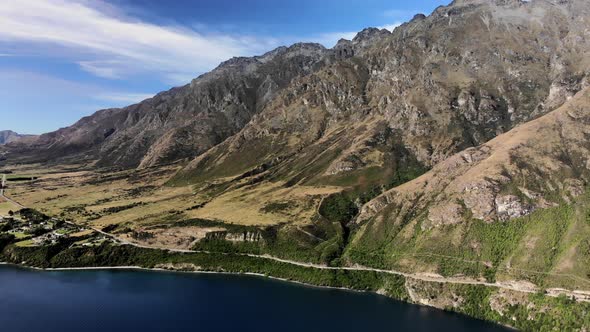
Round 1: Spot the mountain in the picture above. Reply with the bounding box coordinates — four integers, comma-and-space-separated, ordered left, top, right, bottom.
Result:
0, 130, 36, 145
4, 0, 590, 279
7, 0, 589, 175
173, 0, 590, 190
3, 43, 345, 168
349, 87, 590, 283
4, 0, 590, 267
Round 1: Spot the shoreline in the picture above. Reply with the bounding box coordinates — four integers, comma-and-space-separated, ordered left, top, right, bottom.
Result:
0, 262, 521, 331
0, 261, 384, 295
0, 262, 517, 331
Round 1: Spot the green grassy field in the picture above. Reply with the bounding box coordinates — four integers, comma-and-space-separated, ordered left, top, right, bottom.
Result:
12, 232, 29, 239
15, 239, 35, 247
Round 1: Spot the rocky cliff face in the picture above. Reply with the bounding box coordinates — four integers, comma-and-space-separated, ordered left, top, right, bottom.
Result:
344, 87, 590, 286
174, 0, 590, 191
357, 87, 590, 227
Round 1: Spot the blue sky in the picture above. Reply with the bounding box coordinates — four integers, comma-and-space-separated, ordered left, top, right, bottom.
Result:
0, 0, 446, 134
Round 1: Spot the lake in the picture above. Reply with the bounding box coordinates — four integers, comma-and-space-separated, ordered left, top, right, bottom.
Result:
0, 265, 510, 331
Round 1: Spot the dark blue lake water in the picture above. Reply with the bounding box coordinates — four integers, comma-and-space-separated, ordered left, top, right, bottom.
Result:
0, 265, 510, 332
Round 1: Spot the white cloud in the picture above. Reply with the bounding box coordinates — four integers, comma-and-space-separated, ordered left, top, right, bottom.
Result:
0, 1, 405, 84
78, 60, 126, 79
0, 0, 279, 83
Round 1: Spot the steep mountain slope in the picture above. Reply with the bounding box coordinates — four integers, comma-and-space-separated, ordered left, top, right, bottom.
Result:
166, 0, 590, 291
4, 0, 589, 257
174, 0, 590, 198
2, 0, 588, 255
3, 1, 590, 328
4, 43, 333, 168
348, 87, 590, 289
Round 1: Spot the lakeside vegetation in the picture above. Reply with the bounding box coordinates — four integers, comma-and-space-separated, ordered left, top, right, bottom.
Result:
1, 239, 589, 331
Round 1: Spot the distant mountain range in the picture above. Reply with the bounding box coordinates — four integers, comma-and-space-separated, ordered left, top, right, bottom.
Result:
0, 130, 36, 145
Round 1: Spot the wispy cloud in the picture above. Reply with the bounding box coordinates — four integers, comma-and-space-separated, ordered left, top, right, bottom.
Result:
0, 1, 408, 84
78, 60, 126, 80
0, 69, 152, 106
0, 0, 280, 83
0, 0, 409, 86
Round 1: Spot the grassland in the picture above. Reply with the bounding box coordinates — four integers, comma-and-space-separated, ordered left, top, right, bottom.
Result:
1, 164, 345, 258
15, 239, 35, 247
5, 164, 340, 229
12, 232, 28, 239
5, 161, 590, 292
0, 200, 19, 216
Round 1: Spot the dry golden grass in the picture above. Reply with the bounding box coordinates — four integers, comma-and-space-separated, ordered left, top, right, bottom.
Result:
186, 182, 340, 226
119, 226, 225, 250
90, 194, 193, 228
68, 229, 95, 237
0, 200, 20, 216
4, 165, 183, 224
1, 161, 342, 230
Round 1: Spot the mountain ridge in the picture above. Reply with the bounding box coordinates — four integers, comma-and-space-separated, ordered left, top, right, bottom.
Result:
5, 0, 589, 175
1, 32, 389, 169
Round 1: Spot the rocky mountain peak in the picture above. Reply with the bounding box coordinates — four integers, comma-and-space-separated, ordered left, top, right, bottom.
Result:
411, 13, 427, 21
352, 27, 391, 45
